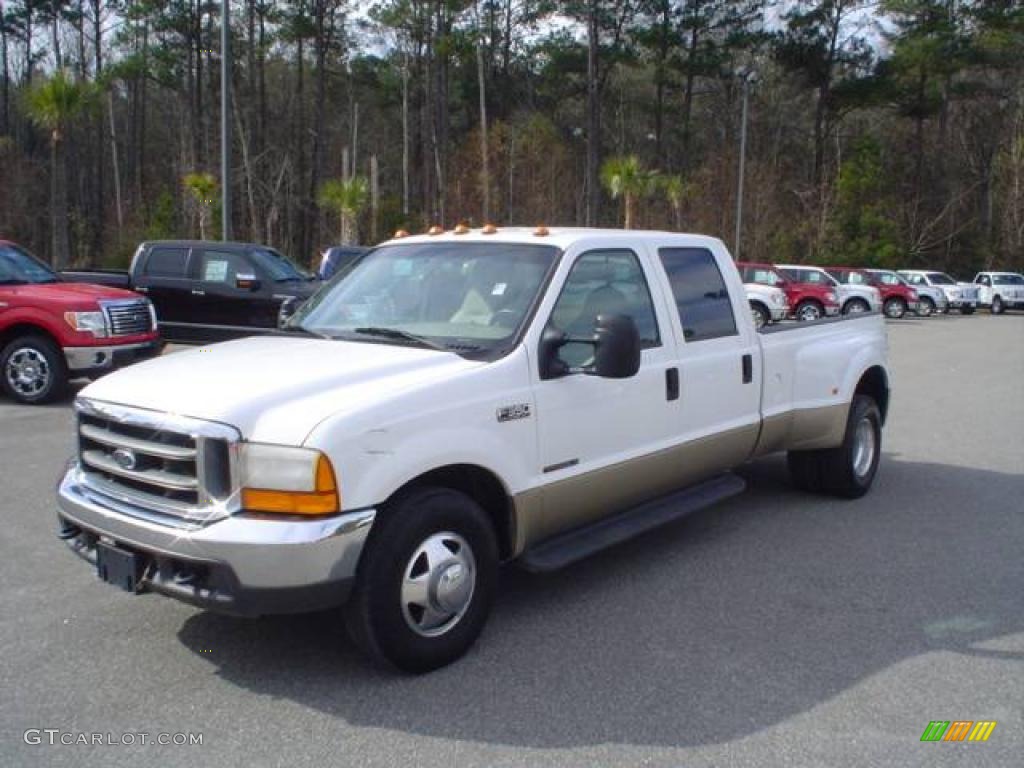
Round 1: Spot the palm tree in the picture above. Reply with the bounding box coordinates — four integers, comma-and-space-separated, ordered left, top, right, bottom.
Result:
318, 176, 370, 245
182, 173, 219, 239
25, 70, 97, 268
659, 174, 691, 231
600, 155, 657, 229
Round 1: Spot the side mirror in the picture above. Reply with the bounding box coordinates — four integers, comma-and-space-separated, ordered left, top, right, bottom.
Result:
591, 314, 641, 379
277, 296, 300, 328
775, 279, 788, 289
538, 314, 641, 381
236, 273, 261, 291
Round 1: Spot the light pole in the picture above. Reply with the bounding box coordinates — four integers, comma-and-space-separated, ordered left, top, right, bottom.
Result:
734, 70, 755, 261
221, 0, 232, 241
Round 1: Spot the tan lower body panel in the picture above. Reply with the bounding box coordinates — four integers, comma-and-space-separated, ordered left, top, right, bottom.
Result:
753, 403, 848, 457
511, 424, 759, 555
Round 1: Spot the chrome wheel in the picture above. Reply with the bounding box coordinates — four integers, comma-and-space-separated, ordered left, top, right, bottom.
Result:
884, 298, 905, 319
918, 298, 934, 317
851, 417, 877, 480
401, 531, 476, 638
845, 300, 868, 315
4, 346, 51, 398
797, 303, 821, 322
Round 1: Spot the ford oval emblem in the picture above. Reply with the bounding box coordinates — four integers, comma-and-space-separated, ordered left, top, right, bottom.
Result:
112, 448, 138, 471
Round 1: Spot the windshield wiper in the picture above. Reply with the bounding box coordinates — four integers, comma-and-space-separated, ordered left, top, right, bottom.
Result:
278, 324, 331, 339
351, 326, 450, 352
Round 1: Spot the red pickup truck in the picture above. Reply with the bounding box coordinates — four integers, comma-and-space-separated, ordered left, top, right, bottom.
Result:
0, 241, 160, 404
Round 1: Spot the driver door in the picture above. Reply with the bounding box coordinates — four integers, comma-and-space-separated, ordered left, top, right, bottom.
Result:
529, 246, 681, 542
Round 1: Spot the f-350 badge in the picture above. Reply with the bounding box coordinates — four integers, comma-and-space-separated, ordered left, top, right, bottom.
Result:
496, 404, 531, 423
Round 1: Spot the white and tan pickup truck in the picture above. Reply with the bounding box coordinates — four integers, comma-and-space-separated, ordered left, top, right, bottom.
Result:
56, 228, 890, 672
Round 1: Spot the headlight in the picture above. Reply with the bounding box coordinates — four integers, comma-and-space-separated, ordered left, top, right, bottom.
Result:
64, 311, 109, 338
826, 292, 837, 302
772, 293, 786, 305
239, 444, 340, 516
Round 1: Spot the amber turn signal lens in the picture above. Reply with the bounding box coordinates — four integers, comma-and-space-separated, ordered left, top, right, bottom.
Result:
242, 455, 340, 516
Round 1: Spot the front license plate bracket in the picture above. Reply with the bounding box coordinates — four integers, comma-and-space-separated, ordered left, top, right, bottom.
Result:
96, 541, 144, 592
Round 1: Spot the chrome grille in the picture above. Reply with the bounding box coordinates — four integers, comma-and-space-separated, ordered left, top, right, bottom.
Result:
75, 399, 239, 524
102, 299, 153, 337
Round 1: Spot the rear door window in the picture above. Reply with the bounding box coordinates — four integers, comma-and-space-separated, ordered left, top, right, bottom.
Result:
659, 247, 738, 342
144, 247, 189, 278
198, 250, 250, 284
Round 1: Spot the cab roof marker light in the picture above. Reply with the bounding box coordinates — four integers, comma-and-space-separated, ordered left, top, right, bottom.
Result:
453, 223, 471, 235
533, 225, 550, 237
481, 224, 498, 235
393, 229, 410, 239
427, 225, 444, 236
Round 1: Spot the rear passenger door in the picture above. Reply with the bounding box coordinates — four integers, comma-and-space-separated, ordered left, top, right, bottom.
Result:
134, 245, 193, 329
655, 245, 761, 462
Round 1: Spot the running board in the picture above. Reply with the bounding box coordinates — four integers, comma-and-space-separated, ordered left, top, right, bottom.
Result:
519, 473, 746, 573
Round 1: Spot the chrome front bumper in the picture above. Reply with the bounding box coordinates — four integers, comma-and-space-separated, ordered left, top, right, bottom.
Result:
64, 341, 160, 372
56, 464, 375, 616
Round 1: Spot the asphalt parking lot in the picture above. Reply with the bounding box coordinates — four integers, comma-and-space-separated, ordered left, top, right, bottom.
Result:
1, 314, 1022, 767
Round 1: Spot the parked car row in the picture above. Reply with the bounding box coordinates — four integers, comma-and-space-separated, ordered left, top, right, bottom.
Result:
738, 259, 1022, 328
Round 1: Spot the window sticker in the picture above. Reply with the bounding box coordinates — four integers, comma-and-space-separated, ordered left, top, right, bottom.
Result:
204, 259, 229, 282
492, 282, 507, 296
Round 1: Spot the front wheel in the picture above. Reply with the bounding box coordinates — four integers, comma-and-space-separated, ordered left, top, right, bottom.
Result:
795, 300, 823, 322
0, 334, 68, 405
345, 486, 498, 673
991, 296, 1004, 315
750, 302, 770, 330
843, 298, 869, 315
787, 395, 882, 499
883, 297, 907, 319
917, 297, 935, 317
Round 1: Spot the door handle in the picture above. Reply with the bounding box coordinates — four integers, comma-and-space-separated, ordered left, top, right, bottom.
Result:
665, 367, 680, 401
742, 354, 753, 384
191, 289, 205, 296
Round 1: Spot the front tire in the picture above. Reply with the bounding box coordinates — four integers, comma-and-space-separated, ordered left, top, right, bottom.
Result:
843, 298, 869, 315
750, 302, 770, 330
991, 296, 1004, 315
917, 297, 935, 317
344, 486, 498, 673
787, 395, 882, 499
0, 334, 68, 405
795, 300, 823, 322
883, 297, 907, 319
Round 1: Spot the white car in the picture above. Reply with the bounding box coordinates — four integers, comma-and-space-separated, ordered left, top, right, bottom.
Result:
973, 272, 1024, 314
899, 270, 979, 314
778, 264, 882, 316
57, 227, 890, 672
745, 283, 788, 329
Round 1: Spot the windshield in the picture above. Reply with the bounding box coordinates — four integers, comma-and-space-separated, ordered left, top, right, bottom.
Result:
250, 248, 310, 282
291, 242, 559, 356
742, 266, 783, 286
927, 272, 956, 285
781, 268, 835, 286
0, 244, 59, 285
993, 274, 1024, 285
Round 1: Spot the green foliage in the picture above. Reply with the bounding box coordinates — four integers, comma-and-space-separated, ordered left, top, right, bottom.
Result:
825, 138, 903, 267
24, 69, 98, 136
318, 176, 371, 217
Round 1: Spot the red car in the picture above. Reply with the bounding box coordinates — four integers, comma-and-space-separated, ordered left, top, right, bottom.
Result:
737, 261, 841, 321
0, 241, 160, 404
825, 266, 921, 318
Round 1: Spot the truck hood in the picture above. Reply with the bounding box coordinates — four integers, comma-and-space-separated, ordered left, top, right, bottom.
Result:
3, 281, 141, 308
79, 336, 484, 444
